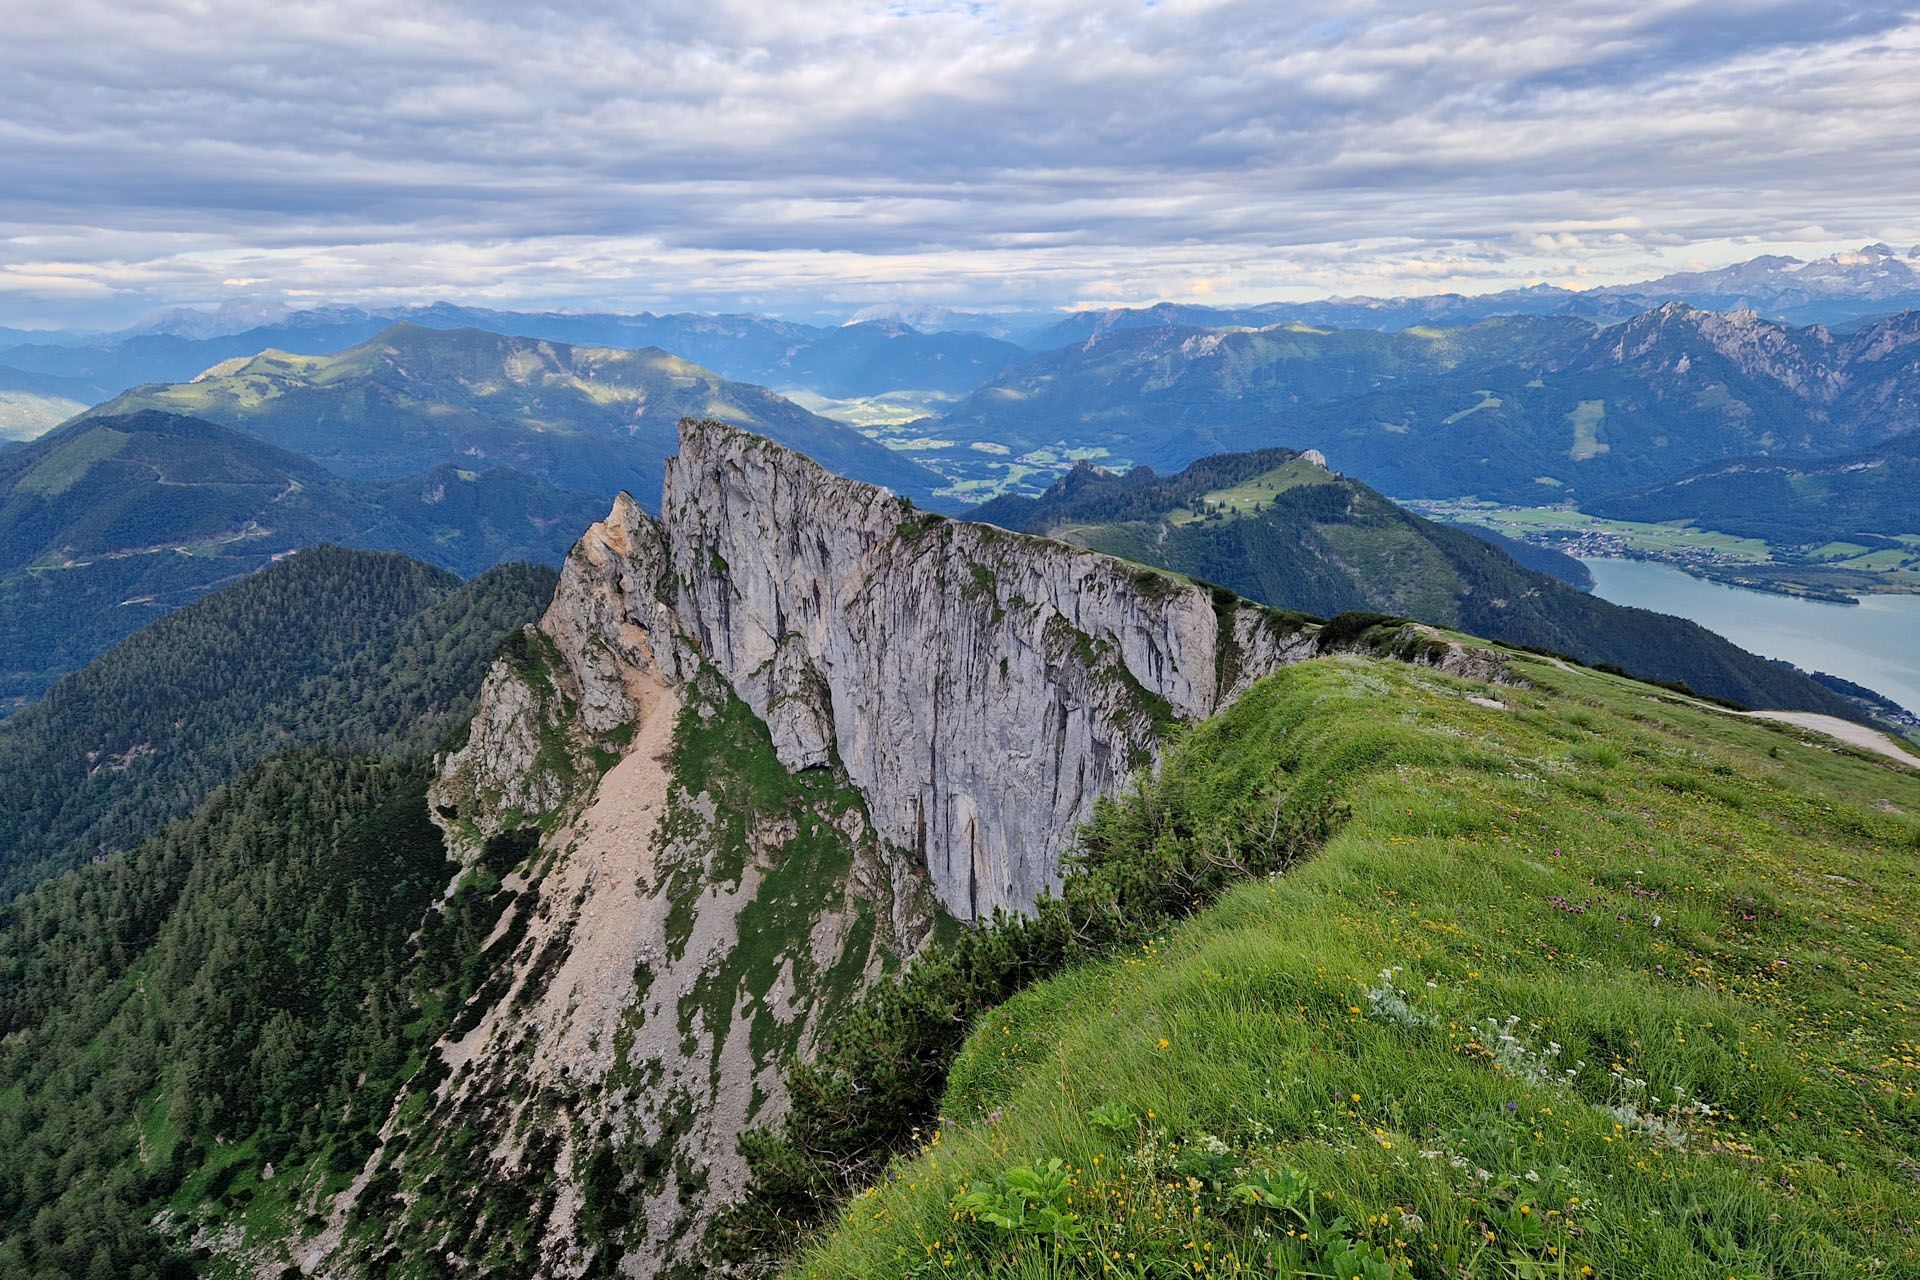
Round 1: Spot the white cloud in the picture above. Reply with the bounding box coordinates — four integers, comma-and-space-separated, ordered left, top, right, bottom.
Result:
0, 0, 1917, 325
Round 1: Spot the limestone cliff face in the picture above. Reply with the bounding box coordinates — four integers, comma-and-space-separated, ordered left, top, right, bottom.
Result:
448, 418, 1512, 920
661, 423, 1326, 918
312, 419, 1515, 1279
317, 483, 940, 1279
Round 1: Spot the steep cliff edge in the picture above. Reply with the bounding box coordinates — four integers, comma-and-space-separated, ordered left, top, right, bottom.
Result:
663, 423, 1312, 918
306, 419, 1516, 1278
663, 422, 1511, 920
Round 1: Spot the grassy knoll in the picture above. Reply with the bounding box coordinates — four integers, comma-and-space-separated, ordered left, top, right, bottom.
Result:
1166, 458, 1338, 526
789, 652, 1920, 1279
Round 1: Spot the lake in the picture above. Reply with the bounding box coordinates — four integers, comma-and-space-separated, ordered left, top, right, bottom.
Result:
1580, 557, 1920, 716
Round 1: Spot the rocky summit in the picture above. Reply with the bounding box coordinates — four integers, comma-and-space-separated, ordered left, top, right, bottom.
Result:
293, 418, 1514, 1277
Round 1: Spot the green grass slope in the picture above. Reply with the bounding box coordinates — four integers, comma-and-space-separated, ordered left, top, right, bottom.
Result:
971, 449, 1867, 720
91, 322, 949, 506
787, 653, 1920, 1280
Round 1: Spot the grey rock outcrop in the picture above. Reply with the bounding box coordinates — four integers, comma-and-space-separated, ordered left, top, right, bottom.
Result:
339, 417, 1518, 1280
661, 423, 1329, 918
449, 418, 1512, 921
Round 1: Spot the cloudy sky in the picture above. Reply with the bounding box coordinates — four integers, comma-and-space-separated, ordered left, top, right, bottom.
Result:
4, 0, 1919, 328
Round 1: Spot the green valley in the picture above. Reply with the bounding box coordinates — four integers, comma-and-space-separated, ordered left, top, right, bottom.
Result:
1416, 499, 1920, 601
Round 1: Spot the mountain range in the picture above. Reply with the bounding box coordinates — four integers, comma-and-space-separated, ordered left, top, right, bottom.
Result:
1029, 242, 1920, 344
88, 323, 947, 505
923, 304, 1920, 501
0, 307, 1026, 412
7, 243, 1916, 427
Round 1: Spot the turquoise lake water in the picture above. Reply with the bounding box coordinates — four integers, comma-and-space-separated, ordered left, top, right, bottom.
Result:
1579, 557, 1920, 716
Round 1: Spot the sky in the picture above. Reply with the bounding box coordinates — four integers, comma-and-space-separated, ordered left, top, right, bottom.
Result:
3, 0, 1919, 329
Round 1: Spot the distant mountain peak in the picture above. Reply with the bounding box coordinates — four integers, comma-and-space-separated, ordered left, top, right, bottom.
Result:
129, 297, 297, 340
87, 321, 951, 508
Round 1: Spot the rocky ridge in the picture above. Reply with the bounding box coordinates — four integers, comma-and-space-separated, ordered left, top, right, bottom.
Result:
305, 418, 1517, 1278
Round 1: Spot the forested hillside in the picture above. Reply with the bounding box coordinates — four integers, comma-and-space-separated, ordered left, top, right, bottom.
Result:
1588, 429, 1920, 545
0, 752, 527, 1278
972, 450, 1870, 719
0, 410, 593, 702
0, 546, 553, 898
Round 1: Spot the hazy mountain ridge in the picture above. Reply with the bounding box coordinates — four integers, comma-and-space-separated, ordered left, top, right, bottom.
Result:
9, 241, 1913, 410
929, 303, 1920, 500
0, 306, 1026, 407
0, 365, 98, 439
1032, 243, 1920, 344
87, 322, 950, 508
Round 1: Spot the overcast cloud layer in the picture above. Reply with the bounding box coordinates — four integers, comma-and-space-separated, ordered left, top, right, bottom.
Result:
3, 0, 1919, 327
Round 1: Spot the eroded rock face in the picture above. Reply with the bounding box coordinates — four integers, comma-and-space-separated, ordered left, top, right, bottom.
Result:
661, 423, 1329, 918
449, 419, 1512, 921
310, 419, 1515, 1279
435, 655, 569, 841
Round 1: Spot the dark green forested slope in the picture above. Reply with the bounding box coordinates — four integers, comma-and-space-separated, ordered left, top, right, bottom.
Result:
0, 410, 596, 703
971, 449, 1866, 719
0, 545, 553, 898
1587, 429, 1920, 545
0, 751, 529, 1279
358, 461, 606, 570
